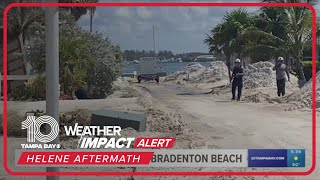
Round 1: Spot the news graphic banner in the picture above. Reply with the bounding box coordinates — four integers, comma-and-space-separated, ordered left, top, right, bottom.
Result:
16, 115, 305, 168
15, 149, 305, 168
15, 149, 247, 167
248, 149, 305, 168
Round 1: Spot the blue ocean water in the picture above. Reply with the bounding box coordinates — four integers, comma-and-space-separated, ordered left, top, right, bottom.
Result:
122, 62, 211, 75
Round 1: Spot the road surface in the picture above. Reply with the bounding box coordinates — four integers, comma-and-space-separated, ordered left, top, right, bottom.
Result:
0, 83, 319, 180
133, 83, 318, 180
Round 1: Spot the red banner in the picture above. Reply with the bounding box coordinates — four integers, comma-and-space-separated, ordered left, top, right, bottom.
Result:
18, 151, 154, 165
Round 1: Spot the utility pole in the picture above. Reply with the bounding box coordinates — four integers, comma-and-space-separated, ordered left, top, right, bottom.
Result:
45, 0, 60, 179
153, 25, 156, 55
90, 9, 93, 33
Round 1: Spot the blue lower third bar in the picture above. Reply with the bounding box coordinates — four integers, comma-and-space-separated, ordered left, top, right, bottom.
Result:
248, 149, 305, 167
248, 149, 287, 167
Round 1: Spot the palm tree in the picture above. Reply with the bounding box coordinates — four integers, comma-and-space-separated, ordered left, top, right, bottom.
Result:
204, 24, 232, 79
0, 0, 43, 74
261, 0, 317, 83
254, 7, 288, 41
59, 0, 98, 32
238, 26, 287, 62
236, 7, 289, 62
204, 8, 253, 81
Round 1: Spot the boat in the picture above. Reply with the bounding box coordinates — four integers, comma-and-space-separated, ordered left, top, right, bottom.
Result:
133, 60, 140, 64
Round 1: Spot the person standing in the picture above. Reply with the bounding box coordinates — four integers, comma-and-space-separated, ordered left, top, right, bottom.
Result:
273, 57, 290, 97
231, 59, 244, 101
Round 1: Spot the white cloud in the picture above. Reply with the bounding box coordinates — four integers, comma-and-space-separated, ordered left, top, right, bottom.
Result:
190, 7, 209, 16
77, 4, 263, 53
161, 7, 193, 24
135, 21, 153, 31
115, 7, 132, 18
136, 7, 153, 19
104, 20, 133, 34
159, 7, 218, 33
118, 21, 132, 33
176, 19, 214, 33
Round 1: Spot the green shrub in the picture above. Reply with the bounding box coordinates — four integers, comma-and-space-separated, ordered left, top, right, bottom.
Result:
26, 75, 46, 100
303, 61, 320, 81
26, 11, 123, 99
85, 36, 122, 99
9, 75, 46, 101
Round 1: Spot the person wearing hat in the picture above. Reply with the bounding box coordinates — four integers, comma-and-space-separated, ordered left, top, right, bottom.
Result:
273, 57, 290, 97
231, 59, 244, 101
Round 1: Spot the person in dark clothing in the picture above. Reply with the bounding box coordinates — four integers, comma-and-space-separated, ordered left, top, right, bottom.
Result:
273, 57, 290, 97
231, 59, 244, 101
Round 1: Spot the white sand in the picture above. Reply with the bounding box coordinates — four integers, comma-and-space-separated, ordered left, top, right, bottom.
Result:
1, 76, 318, 180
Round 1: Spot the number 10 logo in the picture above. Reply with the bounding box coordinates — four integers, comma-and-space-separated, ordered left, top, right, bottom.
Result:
22, 115, 59, 143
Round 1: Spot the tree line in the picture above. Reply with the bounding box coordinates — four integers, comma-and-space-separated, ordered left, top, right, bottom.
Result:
122, 50, 209, 62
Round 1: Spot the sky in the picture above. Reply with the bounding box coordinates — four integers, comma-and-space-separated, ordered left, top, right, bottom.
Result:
77, 0, 320, 54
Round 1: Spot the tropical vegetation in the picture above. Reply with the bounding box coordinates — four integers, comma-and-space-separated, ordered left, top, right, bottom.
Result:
204, 0, 318, 84
2, 0, 122, 100
59, 0, 99, 32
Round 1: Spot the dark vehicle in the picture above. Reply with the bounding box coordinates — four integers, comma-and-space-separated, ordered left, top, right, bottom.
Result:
137, 57, 161, 83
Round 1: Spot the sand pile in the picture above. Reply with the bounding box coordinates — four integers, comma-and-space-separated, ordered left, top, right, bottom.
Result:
59, 107, 189, 149
282, 71, 320, 111
136, 86, 153, 109
243, 92, 273, 103
243, 61, 298, 89
146, 108, 185, 135
111, 77, 142, 98
165, 62, 205, 82
243, 61, 275, 89
193, 61, 229, 83
280, 91, 320, 112
236, 62, 300, 104
112, 77, 131, 90
165, 61, 229, 84
59, 109, 91, 128
242, 71, 320, 111
301, 71, 320, 92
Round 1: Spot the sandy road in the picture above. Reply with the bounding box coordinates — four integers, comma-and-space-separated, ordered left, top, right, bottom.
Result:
0, 82, 319, 180
134, 82, 319, 180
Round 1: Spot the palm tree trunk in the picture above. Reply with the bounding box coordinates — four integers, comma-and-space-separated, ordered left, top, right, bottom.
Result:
226, 54, 232, 83
296, 61, 306, 80
294, 51, 307, 86
18, 33, 27, 75
90, 10, 93, 33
